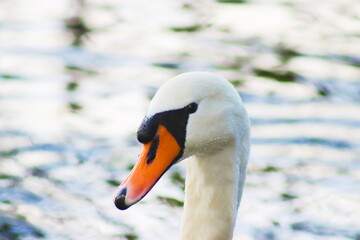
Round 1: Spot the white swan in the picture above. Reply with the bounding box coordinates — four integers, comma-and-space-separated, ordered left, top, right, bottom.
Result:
114, 72, 250, 240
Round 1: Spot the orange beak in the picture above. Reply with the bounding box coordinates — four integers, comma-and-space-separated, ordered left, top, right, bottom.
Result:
114, 125, 182, 210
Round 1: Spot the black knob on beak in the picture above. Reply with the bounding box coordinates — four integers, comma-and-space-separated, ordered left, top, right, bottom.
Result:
114, 188, 129, 210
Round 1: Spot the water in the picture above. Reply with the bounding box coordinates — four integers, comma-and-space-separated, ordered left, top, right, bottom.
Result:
0, 0, 359, 239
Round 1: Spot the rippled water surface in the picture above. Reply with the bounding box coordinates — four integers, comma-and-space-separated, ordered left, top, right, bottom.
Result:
0, 0, 359, 239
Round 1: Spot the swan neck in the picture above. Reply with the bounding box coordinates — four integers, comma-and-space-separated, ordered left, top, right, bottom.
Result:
180, 143, 245, 240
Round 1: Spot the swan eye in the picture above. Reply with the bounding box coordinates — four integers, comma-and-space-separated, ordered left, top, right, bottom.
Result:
186, 102, 198, 114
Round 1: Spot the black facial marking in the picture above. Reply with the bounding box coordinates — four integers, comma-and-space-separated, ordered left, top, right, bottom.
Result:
137, 102, 198, 152
146, 135, 159, 164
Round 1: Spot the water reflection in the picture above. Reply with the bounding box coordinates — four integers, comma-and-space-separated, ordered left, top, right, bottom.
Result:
63, 0, 92, 113
0, 0, 359, 239
64, 0, 89, 47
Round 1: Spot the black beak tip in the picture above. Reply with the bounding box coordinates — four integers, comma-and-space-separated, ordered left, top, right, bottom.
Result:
114, 188, 130, 210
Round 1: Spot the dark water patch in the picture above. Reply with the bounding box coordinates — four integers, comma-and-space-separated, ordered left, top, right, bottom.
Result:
258, 156, 359, 175
106, 179, 121, 187
274, 44, 302, 64
248, 165, 282, 174
126, 163, 135, 171
0, 187, 42, 203
299, 78, 360, 102
262, 166, 281, 173
0, 150, 17, 158
66, 64, 97, 75
337, 55, 360, 68
114, 233, 138, 240
153, 62, 180, 69
276, 51, 360, 68
99, 4, 116, 11
219, 26, 231, 33
225, 40, 360, 69
250, 117, 360, 128
68, 102, 83, 111
66, 81, 79, 91
0, 74, 23, 81
316, 82, 330, 96
260, 43, 360, 68
170, 171, 185, 191
291, 221, 360, 239
28, 162, 69, 179
0, 174, 20, 185
318, 54, 360, 68
18, 144, 69, 154
0, 130, 28, 138
0, 214, 45, 240
254, 68, 298, 82
253, 228, 277, 240
215, 56, 248, 71
29, 167, 48, 178
182, 3, 193, 9
221, 38, 272, 52
217, 0, 247, 3
214, 64, 240, 71
272, 221, 280, 227
65, 17, 90, 34
0, 174, 13, 180
280, 192, 298, 201
157, 196, 184, 207
64, 17, 91, 47
229, 79, 245, 87
0, 73, 66, 83
252, 137, 354, 149
170, 25, 203, 32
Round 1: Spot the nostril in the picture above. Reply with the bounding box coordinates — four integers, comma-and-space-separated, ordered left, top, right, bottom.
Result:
114, 188, 129, 210
146, 135, 159, 164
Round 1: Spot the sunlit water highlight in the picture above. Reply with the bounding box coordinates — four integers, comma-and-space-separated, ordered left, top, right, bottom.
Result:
0, 0, 359, 239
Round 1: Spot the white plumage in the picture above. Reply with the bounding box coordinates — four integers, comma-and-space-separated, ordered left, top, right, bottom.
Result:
149, 72, 250, 240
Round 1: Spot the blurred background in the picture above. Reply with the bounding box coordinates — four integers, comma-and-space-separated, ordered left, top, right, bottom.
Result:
0, 0, 359, 239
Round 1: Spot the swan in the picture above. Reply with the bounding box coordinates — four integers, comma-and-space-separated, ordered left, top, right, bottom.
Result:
114, 72, 250, 240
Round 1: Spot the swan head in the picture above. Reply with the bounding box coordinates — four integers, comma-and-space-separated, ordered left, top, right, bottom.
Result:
114, 72, 249, 210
